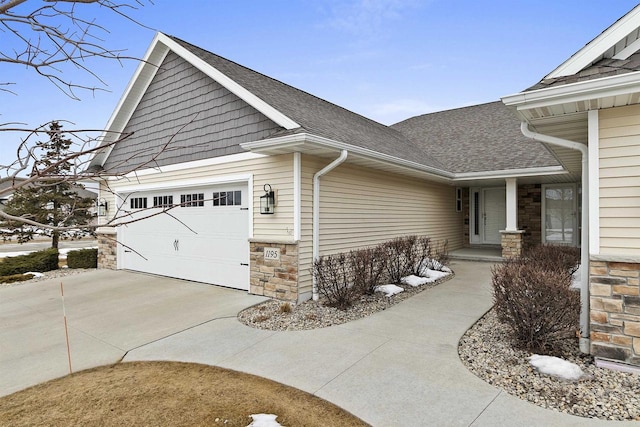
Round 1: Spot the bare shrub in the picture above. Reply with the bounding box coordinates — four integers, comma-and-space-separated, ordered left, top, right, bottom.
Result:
313, 253, 358, 310
350, 246, 388, 295
432, 239, 450, 268
524, 244, 580, 278
410, 236, 432, 275
383, 235, 416, 283
279, 302, 292, 314
492, 254, 581, 354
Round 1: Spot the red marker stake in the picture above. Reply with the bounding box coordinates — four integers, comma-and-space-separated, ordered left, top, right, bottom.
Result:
60, 282, 72, 374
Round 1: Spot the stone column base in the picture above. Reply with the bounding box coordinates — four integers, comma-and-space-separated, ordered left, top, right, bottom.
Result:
250, 240, 299, 302
500, 230, 525, 259
96, 227, 117, 270
589, 255, 640, 367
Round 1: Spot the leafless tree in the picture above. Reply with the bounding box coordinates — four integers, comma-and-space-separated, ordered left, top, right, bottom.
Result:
1, 0, 151, 98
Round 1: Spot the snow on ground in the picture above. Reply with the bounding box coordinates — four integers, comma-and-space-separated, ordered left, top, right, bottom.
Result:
23, 272, 44, 278
528, 354, 584, 381
571, 264, 582, 289
401, 275, 429, 287
247, 414, 282, 427
374, 284, 404, 297
0, 247, 97, 259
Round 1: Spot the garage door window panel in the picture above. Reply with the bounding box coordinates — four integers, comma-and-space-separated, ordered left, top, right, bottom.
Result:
153, 195, 174, 208
213, 191, 241, 206
180, 193, 204, 207
130, 197, 147, 209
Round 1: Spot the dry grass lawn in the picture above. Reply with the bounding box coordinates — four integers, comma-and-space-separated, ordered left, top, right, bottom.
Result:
0, 361, 369, 427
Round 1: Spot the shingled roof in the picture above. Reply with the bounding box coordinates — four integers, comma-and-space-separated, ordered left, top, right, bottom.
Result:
168, 36, 448, 172
527, 50, 640, 92
391, 102, 560, 174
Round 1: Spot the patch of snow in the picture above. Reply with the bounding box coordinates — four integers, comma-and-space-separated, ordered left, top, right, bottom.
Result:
401, 275, 429, 287
23, 272, 44, 278
571, 264, 582, 289
374, 284, 404, 297
422, 268, 450, 281
247, 414, 282, 427
528, 354, 584, 381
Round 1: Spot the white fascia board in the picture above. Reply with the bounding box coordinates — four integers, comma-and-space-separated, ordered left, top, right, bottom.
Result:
113, 173, 253, 193
110, 152, 267, 180
502, 71, 640, 111
89, 33, 170, 169
547, 5, 640, 78
158, 34, 299, 131
613, 37, 640, 60
241, 133, 454, 180
452, 166, 567, 182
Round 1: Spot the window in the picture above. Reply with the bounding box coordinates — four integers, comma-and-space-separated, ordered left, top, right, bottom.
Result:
130, 197, 147, 209
455, 188, 462, 212
213, 191, 241, 206
153, 195, 173, 208
473, 191, 480, 236
180, 193, 204, 207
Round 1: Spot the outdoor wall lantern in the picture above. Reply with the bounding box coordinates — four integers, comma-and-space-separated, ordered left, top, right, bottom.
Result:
97, 198, 108, 216
260, 184, 275, 215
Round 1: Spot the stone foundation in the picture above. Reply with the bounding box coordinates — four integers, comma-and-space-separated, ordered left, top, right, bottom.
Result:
250, 240, 298, 302
97, 227, 117, 269
590, 257, 640, 366
500, 230, 524, 258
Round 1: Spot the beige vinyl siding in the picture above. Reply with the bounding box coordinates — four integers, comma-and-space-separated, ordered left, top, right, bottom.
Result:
599, 105, 640, 256
103, 154, 294, 241
298, 155, 463, 299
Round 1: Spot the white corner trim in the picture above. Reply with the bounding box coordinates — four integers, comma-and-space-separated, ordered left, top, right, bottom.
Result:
546, 5, 640, 78
293, 152, 301, 241
588, 110, 600, 255
247, 174, 254, 239
158, 34, 300, 130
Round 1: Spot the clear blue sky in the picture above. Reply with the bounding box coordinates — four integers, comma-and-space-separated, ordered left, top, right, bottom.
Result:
1, 0, 638, 166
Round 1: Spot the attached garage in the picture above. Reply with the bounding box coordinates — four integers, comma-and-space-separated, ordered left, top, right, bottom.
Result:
118, 182, 250, 290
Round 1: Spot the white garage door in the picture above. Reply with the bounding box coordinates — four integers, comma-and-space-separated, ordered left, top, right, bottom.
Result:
119, 183, 249, 290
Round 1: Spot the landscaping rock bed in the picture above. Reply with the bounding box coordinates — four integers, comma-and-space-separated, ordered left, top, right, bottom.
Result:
0, 268, 94, 288
238, 272, 454, 331
459, 309, 640, 421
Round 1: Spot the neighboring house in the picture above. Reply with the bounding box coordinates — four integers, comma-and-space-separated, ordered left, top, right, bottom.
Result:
0, 177, 98, 213
90, 5, 640, 368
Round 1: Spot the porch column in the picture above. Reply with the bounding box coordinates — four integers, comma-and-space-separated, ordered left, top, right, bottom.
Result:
500, 178, 524, 258
505, 177, 518, 231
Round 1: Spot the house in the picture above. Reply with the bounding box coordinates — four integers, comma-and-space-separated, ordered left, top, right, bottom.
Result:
0, 177, 97, 213
90, 5, 640, 368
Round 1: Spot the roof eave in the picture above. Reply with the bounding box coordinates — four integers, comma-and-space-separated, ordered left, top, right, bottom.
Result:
502, 71, 640, 116
241, 133, 455, 182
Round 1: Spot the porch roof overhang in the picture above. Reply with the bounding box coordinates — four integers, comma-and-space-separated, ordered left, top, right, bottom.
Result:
241, 132, 574, 187
501, 72, 640, 184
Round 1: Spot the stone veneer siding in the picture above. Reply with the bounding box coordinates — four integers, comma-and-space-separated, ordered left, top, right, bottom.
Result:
500, 231, 524, 258
518, 184, 542, 249
590, 258, 640, 366
97, 228, 117, 269
250, 241, 298, 302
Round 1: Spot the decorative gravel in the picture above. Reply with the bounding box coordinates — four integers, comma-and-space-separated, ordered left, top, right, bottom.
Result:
1, 268, 95, 288
238, 273, 454, 331
459, 309, 640, 421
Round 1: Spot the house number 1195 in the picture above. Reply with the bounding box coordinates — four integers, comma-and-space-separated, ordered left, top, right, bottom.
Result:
264, 247, 280, 261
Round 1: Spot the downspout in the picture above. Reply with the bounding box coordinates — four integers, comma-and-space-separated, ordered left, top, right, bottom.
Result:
520, 122, 590, 354
312, 150, 348, 301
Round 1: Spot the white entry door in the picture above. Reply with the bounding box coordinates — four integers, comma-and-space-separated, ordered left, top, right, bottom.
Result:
470, 187, 506, 245
118, 183, 250, 290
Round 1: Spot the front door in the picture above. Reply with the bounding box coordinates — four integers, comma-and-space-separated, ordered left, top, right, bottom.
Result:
470, 187, 506, 245
482, 188, 506, 244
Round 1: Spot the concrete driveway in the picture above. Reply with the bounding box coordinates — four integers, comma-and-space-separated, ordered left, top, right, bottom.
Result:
0, 270, 266, 397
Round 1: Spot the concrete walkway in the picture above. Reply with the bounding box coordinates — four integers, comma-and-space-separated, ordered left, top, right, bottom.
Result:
2, 263, 637, 425
124, 261, 638, 427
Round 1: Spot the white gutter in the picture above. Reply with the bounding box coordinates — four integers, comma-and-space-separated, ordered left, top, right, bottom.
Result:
520, 122, 590, 354
312, 150, 348, 301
